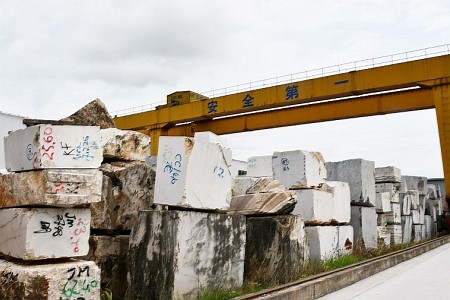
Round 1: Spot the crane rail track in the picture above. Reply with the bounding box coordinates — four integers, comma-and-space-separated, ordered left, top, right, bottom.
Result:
233, 235, 450, 300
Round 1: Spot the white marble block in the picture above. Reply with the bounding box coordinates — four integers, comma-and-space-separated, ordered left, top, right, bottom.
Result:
350, 206, 377, 248
326, 159, 376, 206
101, 128, 150, 161
375, 192, 391, 213
424, 215, 432, 239
0, 207, 91, 260
386, 224, 402, 244
0, 259, 100, 299
413, 224, 424, 241
337, 225, 354, 255
375, 183, 400, 203
401, 176, 428, 196
194, 131, 232, 167
305, 226, 338, 260
232, 176, 262, 196
408, 190, 420, 209
5, 125, 102, 171
377, 226, 391, 247
246, 156, 273, 177
386, 203, 401, 224
375, 166, 401, 183
400, 193, 412, 216
128, 210, 246, 299
323, 181, 351, 224
0, 169, 102, 208
154, 136, 232, 210
273, 150, 327, 189
412, 209, 420, 224
401, 216, 412, 244
292, 189, 333, 224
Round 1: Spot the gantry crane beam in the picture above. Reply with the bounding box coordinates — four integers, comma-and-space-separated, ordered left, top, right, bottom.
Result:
114, 54, 450, 198
166, 88, 435, 136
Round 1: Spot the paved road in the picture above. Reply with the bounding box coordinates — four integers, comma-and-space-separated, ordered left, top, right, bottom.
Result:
318, 242, 450, 299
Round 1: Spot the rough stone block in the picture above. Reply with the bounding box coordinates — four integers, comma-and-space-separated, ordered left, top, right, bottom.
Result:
0, 169, 102, 208
128, 210, 246, 300
230, 191, 297, 215
413, 224, 424, 241
5, 125, 102, 171
386, 225, 402, 244
0, 259, 100, 300
350, 206, 377, 248
100, 128, 150, 161
60, 98, 115, 129
273, 150, 326, 188
305, 226, 338, 260
427, 184, 439, 199
411, 209, 421, 224
85, 235, 129, 299
337, 225, 354, 255
375, 192, 391, 213
232, 176, 262, 196
419, 207, 425, 224
246, 177, 287, 194
386, 203, 401, 224
377, 213, 387, 226
400, 193, 412, 216
194, 132, 232, 167
245, 215, 309, 285
0, 208, 91, 260
154, 136, 232, 210
375, 166, 401, 183
375, 183, 400, 203
401, 176, 428, 196
424, 215, 432, 239
408, 190, 420, 209
377, 226, 390, 247
292, 189, 332, 224
326, 159, 375, 206
91, 161, 155, 230
246, 156, 273, 177
401, 216, 412, 244
321, 181, 351, 224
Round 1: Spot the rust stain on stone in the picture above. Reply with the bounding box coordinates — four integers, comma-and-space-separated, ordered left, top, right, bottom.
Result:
345, 238, 353, 250
184, 138, 194, 157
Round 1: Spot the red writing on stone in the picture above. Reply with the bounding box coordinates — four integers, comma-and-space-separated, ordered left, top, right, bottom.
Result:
42, 126, 55, 161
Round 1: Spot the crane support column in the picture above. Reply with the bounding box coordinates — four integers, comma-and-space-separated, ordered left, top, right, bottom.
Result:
434, 83, 450, 199
148, 124, 169, 156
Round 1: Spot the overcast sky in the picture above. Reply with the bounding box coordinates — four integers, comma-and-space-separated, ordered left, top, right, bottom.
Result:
1, 1, 449, 177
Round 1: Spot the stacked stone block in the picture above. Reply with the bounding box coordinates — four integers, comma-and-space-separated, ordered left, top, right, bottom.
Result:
326, 159, 376, 249
375, 167, 402, 245
0, 124, 102, 299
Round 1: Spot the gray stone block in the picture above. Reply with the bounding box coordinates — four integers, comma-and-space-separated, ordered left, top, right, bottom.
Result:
401, 216, 412, 244
350, 206, 377, 249
375, 166, 401, 183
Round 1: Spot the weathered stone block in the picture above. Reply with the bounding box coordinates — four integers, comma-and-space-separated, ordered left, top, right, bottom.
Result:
401, 176, 428, 196
412, 209, 420, 224
386, 224, 402, 244
375, 183, 400, 202
292, 189, 332, 224
85, 235, 129, 299
408, 190, 420, 209
60, 98, 115, 129
305, 226, 338, 260
401, 216, 412, 244
245, 215, 309, 285
350, 206, 377, 248
400, 193, 412, 216
0, 208, 91, 260
375, 192, 391, 213
0, 169, 102, 208
377, 226, 391, 247
128, 210, 246, 300
91, 161, 155, 230
0, 259, 100, 300
5, 125, 102, 171
377, 213, 387, 226
194, 131, 232, 167
246, 156, 273, 177
386, 203, 401, 224
337, 225, 354, 255
273, 150, 326, 188
419, 206, 425, 224
424, 215, 432, 239
413, 224, 424, 241
154, 136, 232, 210
326, 159, 375, 206
321, 181, 351, 224
230, 191, 297, 215
100, 128, 150, 161
232, 176, 260, 196
427, 184, 439, 199
375, 166, 401, 183
246, 177, 287, 194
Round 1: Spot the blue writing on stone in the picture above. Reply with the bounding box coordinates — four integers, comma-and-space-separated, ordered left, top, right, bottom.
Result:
164, 154, 183, 184
281, 157, 290, 171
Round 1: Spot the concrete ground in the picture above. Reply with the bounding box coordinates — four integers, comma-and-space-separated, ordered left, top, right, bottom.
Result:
318, 242, 450, 299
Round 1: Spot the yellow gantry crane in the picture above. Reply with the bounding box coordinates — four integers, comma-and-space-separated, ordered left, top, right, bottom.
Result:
114, 53, 450, 199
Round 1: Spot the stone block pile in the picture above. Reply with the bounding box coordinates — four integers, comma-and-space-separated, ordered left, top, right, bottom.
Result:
374, 166, 402, 245
0, 123, 102, 299
326, 159, 377, 249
